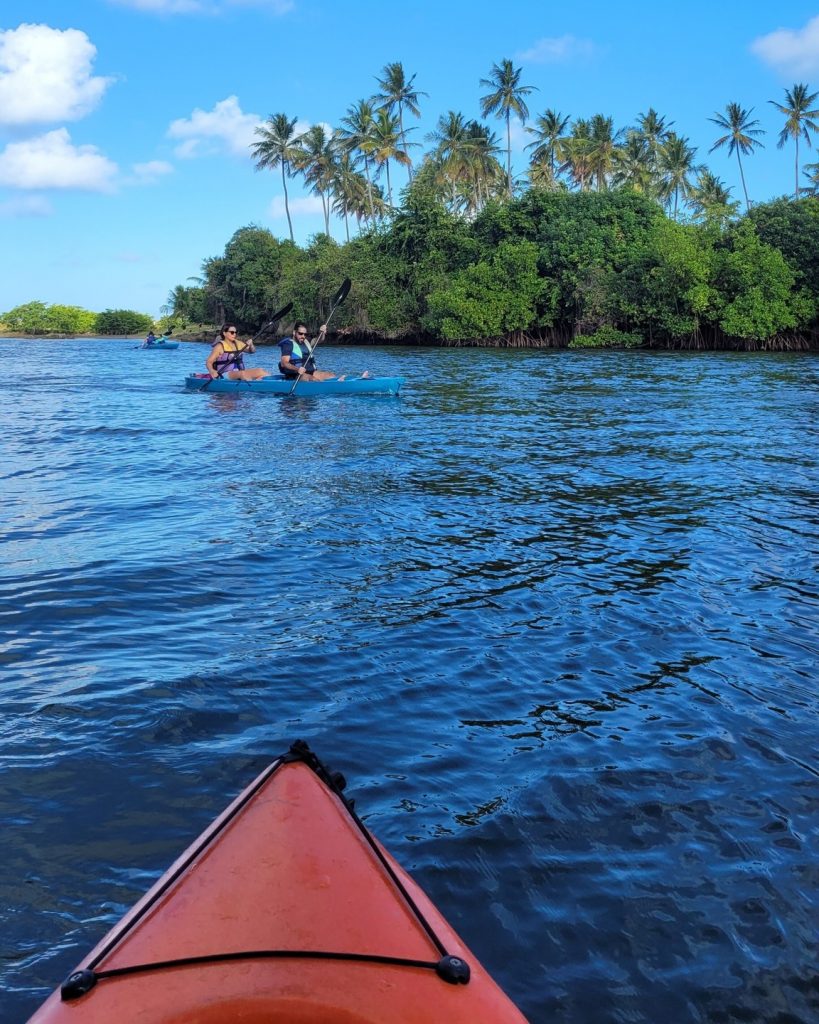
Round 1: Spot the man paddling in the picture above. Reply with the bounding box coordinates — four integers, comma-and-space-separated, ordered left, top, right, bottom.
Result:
278, 321, 341, 382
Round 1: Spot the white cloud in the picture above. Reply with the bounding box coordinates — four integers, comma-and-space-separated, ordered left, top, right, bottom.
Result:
0, 129, 118, 192
0, 24, 113, 126
0, 193, 53, 217
268, 195, 323, 218
517, 35, 597, 63
107, 0, 293, 13
167, 95, 261, 158
751, 16, 819, 76
130, 160, 174, 184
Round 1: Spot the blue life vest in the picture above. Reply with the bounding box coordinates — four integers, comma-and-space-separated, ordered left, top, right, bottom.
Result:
279, 337, 315, 373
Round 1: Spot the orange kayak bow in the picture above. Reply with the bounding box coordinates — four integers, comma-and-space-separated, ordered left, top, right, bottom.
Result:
30, 741, 527, 1023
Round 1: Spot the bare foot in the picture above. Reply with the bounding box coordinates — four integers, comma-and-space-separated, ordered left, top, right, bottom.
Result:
337, 375, 347, 382
361, 371, 372, 379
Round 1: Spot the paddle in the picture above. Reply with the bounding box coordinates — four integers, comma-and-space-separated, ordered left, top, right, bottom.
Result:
289, 279, 351, 395
202, 301, 293, 389
249, 302, 293, 347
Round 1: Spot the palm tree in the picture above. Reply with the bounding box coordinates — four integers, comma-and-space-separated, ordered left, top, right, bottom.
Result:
461, 120, 504, 214
525, 109, 570, 185
587, 114, 621, 190
708, 102, 765, 211
635, 108, 673, 168
611, 132, 655, 195
427, 110, 471, 207
802, 161, 819, 194
250, 113, 302, 243
688, 169, 738, 225
769, 83, 819, 199
294, 124, 338, 236
338, 100, 378, 223
330, 152, 370, 241
369, 108, 411, 208
657, 133, 699, 219
373, 62, 426, 183
557, 119, 594, 191
479, 59, 537, 196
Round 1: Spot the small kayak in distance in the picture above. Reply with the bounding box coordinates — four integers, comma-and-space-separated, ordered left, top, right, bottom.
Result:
185, 373, 404, 396
29, 741, 527, 1023
142, 340, 179, 350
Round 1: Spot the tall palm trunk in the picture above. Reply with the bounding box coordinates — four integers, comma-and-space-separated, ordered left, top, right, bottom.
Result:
363, 157, 375, 222
795, 137, 800, 199
322, 191, 330, 235
736, 150, 750, 210
398, 102, 412, 183
280, 161, 294, 242
505, 111, 512, 196
385, 160, 393, 207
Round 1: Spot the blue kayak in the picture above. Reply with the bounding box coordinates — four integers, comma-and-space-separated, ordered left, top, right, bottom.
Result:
185, 373, 404, 396
142, 340, 179, 350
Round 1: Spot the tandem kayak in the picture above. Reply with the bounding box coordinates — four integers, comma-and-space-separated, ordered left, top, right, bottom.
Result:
185, 373, 404, 396
29, 741, 527, 1023
142, 340, 179, 350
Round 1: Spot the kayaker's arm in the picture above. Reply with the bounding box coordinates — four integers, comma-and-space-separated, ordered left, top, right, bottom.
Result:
205, 343, 223, 379
280, 352, 307, 377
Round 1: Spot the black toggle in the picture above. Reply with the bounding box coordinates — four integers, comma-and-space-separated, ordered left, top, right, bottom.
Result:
435, 955, 471, 985
61, 968, 97, 1000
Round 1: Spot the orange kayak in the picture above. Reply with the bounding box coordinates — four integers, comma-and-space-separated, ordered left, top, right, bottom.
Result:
30, 741, 527, 1023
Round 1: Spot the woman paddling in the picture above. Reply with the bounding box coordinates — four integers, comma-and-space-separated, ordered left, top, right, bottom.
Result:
206, 324, 269, 381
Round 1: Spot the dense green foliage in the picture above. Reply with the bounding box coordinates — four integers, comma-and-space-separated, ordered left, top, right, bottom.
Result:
1, 301, 98, 335
169, 190, 819, 349
95, 309, 154, 335
1, 302, 154, 336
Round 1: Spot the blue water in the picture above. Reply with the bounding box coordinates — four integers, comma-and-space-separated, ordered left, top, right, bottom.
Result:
1, 338, 817, 1023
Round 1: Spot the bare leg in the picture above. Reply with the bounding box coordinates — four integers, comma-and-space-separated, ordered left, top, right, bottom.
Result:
228, 368, 270, 381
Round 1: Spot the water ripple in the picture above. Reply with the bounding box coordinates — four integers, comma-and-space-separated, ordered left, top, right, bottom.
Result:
0, 341, 817, 1023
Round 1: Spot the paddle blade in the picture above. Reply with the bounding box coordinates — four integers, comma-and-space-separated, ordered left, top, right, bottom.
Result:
323, 279, 351, 328
332, 278, 351, 308
268, 301, 293, 325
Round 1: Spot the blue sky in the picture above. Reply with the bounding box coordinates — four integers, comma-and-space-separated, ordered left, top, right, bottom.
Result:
2, 1, 819, 318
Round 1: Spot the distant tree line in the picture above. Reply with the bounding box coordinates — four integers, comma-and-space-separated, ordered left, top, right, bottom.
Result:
0, 302, 154, 336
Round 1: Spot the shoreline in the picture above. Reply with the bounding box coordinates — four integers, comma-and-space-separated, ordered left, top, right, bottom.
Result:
1, 330, 817, 352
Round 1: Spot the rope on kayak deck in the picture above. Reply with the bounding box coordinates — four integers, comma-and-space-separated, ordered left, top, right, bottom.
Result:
60, 740, 471, 1002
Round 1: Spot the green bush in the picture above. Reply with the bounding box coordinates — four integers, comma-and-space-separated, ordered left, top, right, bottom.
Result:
95, 309, 154, 334
569, 326, 644, 348
1, 301, 97, 334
